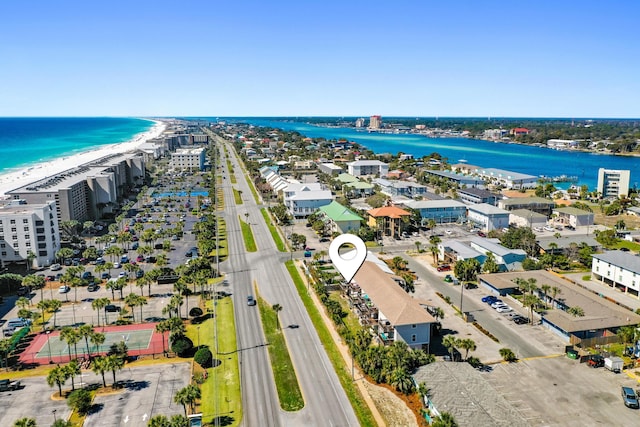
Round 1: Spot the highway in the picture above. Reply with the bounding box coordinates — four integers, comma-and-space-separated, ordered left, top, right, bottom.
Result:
214, 137, 359, 426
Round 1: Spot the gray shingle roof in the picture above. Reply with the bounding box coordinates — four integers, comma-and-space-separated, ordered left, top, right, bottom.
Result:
592, 250, 640, 275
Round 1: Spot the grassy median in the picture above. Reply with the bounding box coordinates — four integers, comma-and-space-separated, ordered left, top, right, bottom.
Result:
257, 294, 304, 411
260, 208, 286, 252
233, 187, 243, 205
285, 261, 376, 426
188, 295, 242, 426
239, 217, 257, 252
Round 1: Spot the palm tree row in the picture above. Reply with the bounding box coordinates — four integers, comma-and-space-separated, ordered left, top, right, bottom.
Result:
442, 335, 477, 361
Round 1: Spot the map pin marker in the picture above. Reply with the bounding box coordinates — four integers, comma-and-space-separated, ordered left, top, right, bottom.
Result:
329, 234, 367, 283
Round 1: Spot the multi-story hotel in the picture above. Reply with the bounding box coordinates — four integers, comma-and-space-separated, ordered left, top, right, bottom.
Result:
369, 115, 382, 129
170, 147, 207, 171
0, 200, 60, 269
597, 168, 630, 199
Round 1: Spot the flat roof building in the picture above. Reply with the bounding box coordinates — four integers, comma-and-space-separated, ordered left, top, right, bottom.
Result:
597, 168, 630, 199
170, 147, 207, 171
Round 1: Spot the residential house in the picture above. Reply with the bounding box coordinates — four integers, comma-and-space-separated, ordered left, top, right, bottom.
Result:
347, 160, 389, 177
498, 197, 555, 216
373, 178, 427, 198
467, 203, 510, 232
592, 251, 640, 298
508, 209, 547, 229
404, 200, 467, 225
458, 188, 499, 205
346, 258, 435, 350
469, 237, 526, 271
317, 201, 363, 234
552, 207, 594, 228
367, 205, 411, 238
283, 183, 333, 218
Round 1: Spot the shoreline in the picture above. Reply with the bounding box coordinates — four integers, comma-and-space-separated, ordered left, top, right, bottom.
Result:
0, 119, 166, 198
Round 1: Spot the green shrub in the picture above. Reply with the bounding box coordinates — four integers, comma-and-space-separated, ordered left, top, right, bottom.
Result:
171, 336, 194, 357
194, 347, 213, 368
67, 389, 92, 415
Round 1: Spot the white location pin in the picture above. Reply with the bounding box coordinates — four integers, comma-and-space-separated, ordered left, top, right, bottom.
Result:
329, 234, 367, 283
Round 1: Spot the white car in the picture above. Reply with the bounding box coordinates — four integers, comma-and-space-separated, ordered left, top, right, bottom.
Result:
118, 272, 127, 279
58, 285, 70, 293
445, 229, 453, 235
113, 262, 122, 269
543, 225, 555, 232
50, 263, 62, 271
496, 305, 513, 313
533, 227, 543, 232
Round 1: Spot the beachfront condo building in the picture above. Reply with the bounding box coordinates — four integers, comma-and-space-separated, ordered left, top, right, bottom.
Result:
597, 168, 630, 199
7, 153, 146, 223
170, 147, 206, 171
0, 200, 60, 269
369, 115, 382, 129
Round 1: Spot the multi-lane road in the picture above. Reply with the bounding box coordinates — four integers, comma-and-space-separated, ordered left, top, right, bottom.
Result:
213, 137, 359, 426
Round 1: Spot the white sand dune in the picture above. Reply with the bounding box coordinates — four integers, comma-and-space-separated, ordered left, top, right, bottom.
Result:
0, 120, 166, 198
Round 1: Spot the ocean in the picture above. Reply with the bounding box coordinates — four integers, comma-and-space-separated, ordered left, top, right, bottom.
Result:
225, 118, 640, 191
0, 117, 154, 173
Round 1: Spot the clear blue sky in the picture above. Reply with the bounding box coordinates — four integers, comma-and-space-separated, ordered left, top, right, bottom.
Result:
1, 0, 639, 118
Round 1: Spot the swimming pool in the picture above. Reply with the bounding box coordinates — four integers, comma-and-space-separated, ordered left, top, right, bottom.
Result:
152, 191, 209, 198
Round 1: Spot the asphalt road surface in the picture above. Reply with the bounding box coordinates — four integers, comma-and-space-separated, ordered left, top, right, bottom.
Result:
217, 137, 359, 426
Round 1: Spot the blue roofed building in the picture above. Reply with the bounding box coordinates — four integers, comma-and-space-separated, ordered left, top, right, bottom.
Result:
405, 199, 467, 225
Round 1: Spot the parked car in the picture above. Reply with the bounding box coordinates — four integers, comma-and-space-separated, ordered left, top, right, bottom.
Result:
104, 304, 121, 313
482, 295, 498, 303
490, 300, 505, 308
87, 283, 100, 292
621, 386, 639, 409
587, 355, 605, 368
81, 272, 93, 280
496, 305, 513, 313
50, 263, 62, 271
135, 269, 144, 278
512, 315, 530, 325
0, 379, 21, 392
437, 264, 451, 272
118, 272, 127, 279
16, 287, 29, 296
58, 285, 70, 293
444, 275, 453, 282
101, 272, 111, 280
247, 295, 256, 306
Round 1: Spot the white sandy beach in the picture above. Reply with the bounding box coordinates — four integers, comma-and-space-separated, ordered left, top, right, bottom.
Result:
0, 120, 167, 198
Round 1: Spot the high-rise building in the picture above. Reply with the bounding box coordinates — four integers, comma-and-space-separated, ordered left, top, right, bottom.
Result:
355, 118, 365, 128
597, 168, 630, 199
369, 115, 382, 129
0, 200, 60, 268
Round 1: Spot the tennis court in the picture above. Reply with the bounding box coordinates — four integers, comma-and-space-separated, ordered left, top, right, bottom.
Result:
20, 323, 166, 365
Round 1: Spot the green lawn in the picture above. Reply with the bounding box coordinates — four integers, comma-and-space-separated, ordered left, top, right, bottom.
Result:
285, 261, 376, 426
261, 208, 286, 252
612, 240, 640, 252
257, 294, 305, 411
188, 295, 242, 426
233, 187, 243, 205
239, 217, 257, 252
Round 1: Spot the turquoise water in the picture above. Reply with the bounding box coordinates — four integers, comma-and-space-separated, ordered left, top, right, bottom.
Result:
0, 117, 154, 173
225, 118, 640, 191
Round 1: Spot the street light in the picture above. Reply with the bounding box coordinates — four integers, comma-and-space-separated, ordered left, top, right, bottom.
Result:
52, 409, 57, 422
46, 330, 52, 363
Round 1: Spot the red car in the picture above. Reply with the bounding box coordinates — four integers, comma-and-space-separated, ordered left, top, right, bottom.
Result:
437, 264, 451, 272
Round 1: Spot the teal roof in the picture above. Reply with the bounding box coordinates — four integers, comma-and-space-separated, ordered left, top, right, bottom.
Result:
336, 173, 359, 183
319, 201, 363, 222
344, 181, 374, 189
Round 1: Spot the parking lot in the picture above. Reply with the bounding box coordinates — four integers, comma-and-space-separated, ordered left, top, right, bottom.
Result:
0, 363, 190, 427
484, 356, 640, 426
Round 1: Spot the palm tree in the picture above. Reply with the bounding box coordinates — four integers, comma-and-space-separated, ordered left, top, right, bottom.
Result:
499, 347, 517, 362
541, 284, 551, 307
136, 274, 149, 296
618, 325, 636, 347
442, 335, 458, 360
46, 365, 68, 397
147, 415, 171, 427
389, 367, 414, 394
1, 338, 12, 370
567, 306, 585, 317
37, 299, 50, 330
48, 299, 62, 328
13, 418, 37, 427
16, 297, 30, 310
60, 326, 80, 361
91, 355, 109, 387
415, 241, 422, 253
92, 297, 111, 327
550, 286, 562, 308
522, 294, 539, 325
90, 332, 106, 359
125, 293, 140, 323
106, 353, 125, 386
78, 324, 94, 360
23, 274, 45, 301
64, 359, 81, 391
432, 307, 445, 322
174, 386, 190, 416
155, 320, 171, 355
272, 303, 283, 330
458, 338, 477, 360
432, 412, 458, 427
